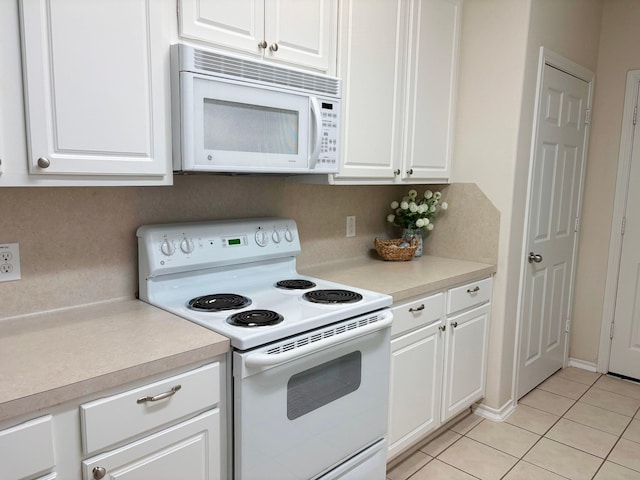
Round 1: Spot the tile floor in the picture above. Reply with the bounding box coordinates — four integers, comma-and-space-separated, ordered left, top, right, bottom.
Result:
386, 368, 640, 480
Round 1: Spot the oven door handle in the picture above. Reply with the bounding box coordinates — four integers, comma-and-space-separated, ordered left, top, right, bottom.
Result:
244, 312, 393, 368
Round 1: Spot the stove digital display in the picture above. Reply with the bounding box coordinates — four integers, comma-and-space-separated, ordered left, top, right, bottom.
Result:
228, 238, 241, 246
221, 235, 247, 247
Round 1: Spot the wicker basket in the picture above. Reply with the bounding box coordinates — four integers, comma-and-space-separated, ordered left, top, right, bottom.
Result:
374, 236, 419, 261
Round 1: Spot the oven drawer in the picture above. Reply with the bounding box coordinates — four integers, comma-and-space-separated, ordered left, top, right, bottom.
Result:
446, 277, 493, 315
80, 362, 219, 454
391, 292, 444, 337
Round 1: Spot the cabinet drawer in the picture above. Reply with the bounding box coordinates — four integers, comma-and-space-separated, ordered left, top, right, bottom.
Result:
447, 277, 492, 315
81, 362, 219, 455
0, 415, 55, 480
391, 292, 444, 337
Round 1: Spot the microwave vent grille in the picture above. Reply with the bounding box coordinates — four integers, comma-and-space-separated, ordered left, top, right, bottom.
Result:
192, 49, 340, 97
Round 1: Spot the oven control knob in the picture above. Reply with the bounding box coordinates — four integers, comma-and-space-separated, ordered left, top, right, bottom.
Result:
272, 230, 281, 244
284, 228, 294, 243
160, 239, 175, 256
180, 237, 194, 254
255, 229, 269, 247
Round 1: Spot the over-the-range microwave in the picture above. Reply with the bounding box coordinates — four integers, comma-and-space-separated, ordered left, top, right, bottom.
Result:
171, 44, 341, 174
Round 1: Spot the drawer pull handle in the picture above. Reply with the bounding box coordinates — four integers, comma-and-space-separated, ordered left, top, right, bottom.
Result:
137, 385, 182, 404
409, 304, 425, 312
467, 286, 480, 293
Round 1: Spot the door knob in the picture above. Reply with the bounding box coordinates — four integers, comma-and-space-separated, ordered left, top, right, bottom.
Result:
528, 252, 543, 263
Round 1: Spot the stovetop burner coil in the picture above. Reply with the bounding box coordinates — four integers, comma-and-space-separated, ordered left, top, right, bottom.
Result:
227, 309, 284, 327
303, 289, 363, 304
188, 293, 252, 312
275, 279, 317, 290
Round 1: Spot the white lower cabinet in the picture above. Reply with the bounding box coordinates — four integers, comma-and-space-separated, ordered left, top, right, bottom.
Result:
0, 415, 56, 480
388, 278, 492, 460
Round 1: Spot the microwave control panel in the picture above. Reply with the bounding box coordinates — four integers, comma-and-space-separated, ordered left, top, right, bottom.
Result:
317, 99, 340, 171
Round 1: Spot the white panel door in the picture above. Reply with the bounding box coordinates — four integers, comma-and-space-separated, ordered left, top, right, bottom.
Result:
20, 0, 170, 176
518, 65, 590, 398
403, 0, 460, 182
335, 0, 407, 179
179, 0, 265, 58
609, 80, 640, 380
264, 0, 337, 73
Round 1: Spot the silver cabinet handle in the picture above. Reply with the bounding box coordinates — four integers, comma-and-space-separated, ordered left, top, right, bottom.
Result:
37, 157, 51, 168
269, 43, 279, 52
93, 466, 106, 480
528, 252, 543, 263
439, 325, 446, 332
393, 169, 400, 176
258, 40, 267, 49
467, 286, 480, 293
137, 385, 181, 404
409, 304, 425, 312
406, 168, 414, 175
451, 321, 458, 328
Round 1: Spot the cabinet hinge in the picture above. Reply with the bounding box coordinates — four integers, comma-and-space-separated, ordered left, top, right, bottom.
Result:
610, 322, 615, 339
622, 216, 627, 236
585, 109, 592, 125
574, 217, 580, 233
565, 319, 570, 333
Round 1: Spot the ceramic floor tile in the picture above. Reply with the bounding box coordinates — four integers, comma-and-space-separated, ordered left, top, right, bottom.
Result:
386, 451, 432, 480
594, 461, 640, 480
609, 438, 640, 473
419, 429, 462, 457
538, 375, 591, 400
564, 401, 632, 436
437, 437, 518, 480
545, 418, 618, 458
519, 388, 576, 416
580, 388, 640, 417
624, 419, 640, 443
466, 419, 540, 458
506, 404, 560, 435
553, 367, 601, 386
523, 438, 603, 480
410, 459, 478, 480
449, 413, 483, 435
594, 376, 640, 401
502, 461, 568, 480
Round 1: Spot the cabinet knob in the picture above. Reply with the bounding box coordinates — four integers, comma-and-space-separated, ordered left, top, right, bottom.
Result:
269, 43, 279, 52
37, 157, 51, 168
393, 169, 400, 176
406, 168, 413, 175
93, 466, 107, 480
258, 40, 267, 49
451, 321, 458, 328
439, 325, 446, 332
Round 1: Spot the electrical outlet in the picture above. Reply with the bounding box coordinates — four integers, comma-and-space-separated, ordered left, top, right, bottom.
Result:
0, 243, 21, 282
346, 216, 356, 237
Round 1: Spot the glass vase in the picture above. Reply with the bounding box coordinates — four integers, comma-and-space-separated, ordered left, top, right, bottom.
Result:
402, 228, 423, 257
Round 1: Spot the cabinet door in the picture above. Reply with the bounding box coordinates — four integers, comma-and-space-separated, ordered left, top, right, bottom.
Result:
442, 305, 490, 422
178, 0, 265, 57
335, 0, 407, 180
82, 410, 220, 480
403, 0, 460, 182
264, 0, 337, 73
20, 0, 171, 178
388, 321, 443, 460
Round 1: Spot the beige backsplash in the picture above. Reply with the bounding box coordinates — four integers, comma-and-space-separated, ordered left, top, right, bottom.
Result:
0, 178, 497, 320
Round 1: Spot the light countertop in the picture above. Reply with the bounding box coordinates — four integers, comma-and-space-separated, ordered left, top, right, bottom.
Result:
0, 299, 229, 422
300, 255, 496, 303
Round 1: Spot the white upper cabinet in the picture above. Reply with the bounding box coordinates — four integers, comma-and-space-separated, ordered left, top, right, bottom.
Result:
18, 0, 172, 184
179, 0, 338, 74
332, 0, 461, 184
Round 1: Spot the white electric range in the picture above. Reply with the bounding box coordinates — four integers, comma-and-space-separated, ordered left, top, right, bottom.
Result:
137, 218, 393, 480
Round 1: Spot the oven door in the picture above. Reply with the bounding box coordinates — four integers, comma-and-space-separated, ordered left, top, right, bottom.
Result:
233, 310, 392, 480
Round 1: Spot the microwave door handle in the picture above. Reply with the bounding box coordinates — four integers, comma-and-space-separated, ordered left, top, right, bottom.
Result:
244, 311, 393, 368
309, 97, 322, 169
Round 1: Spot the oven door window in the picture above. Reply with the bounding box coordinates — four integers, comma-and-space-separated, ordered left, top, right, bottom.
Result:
287, 351, 361, 420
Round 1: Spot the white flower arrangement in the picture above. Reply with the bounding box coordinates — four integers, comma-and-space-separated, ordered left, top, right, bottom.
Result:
386, 189, 448, 232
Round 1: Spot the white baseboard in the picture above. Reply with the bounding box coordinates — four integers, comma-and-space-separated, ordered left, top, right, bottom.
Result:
473, 399, 516, 422
568, 358, 598, 372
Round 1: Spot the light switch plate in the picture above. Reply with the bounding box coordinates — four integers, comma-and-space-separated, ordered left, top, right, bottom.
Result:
346, 216, 356, 237
0, 243, 21, 282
